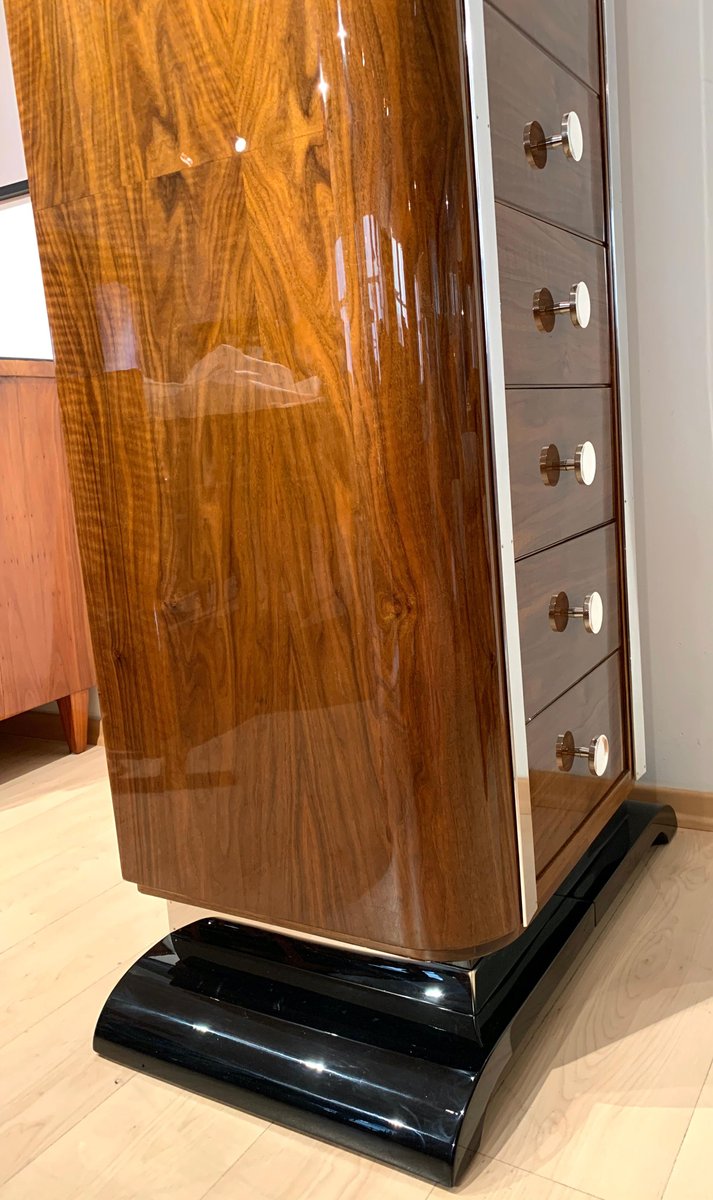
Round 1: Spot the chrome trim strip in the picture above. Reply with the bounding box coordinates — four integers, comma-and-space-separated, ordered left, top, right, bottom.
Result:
462, 0, 538, 924
601, 0, 647, 778
167, 901, 412, 961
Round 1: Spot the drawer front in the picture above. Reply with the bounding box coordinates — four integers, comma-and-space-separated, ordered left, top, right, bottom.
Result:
517, 524, 620, 719
486, 0, 600, 93
497, 204, 611, 388
527, 653, 625, 875
508, 387, 614, 558
485, 5, 605, 241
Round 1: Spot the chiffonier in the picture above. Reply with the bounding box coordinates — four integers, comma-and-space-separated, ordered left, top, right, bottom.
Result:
6, 0, 674, 1184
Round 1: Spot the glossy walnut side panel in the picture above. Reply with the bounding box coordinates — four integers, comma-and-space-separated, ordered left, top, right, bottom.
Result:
0, 374, 94, 719
485, 0, 600, 93
9, 0, 524, 959
7, 0, 481, 214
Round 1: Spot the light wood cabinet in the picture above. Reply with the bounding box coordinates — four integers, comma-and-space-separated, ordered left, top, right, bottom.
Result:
0, 358, 94, 751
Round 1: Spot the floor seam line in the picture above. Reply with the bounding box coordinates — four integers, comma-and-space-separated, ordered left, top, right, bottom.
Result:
660, 1052, 713, 1200
0, 880, 122, 963
0, 1074, 135, 1190
480, 1149, 609, 1199
0, 861, 123, 953
194, 1121, 274, 1200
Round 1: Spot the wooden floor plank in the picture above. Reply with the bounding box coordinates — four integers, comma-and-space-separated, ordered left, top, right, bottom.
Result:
0, 973, 135, 1187
2, 735, 712, 1200
0, 882, 166, 1050
480, 830, 713, 1200
0, 1075, 267, 1200
200, 1126, 433, 1200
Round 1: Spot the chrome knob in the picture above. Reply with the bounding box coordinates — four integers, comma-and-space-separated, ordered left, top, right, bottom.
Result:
549, 590, 604, 634
540, 441, 597, 487
524, 111, 584, 169
533, 281, 591, 332
557, 731, 610, 777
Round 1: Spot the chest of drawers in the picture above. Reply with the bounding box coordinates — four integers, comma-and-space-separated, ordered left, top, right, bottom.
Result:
4, 0, 666, 1183
475, 0, 644, 910
5, 0, 645, 955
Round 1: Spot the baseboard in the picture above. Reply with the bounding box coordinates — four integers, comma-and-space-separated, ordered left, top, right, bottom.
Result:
0, 709, 103, 747
632, 783, 713, 832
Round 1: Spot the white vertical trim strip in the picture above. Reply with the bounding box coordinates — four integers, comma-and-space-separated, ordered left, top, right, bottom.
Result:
462, 0, 538, 923
601, 0, 647, 778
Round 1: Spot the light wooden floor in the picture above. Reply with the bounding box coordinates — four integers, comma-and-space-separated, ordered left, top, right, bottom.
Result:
1, 735, 712, 1200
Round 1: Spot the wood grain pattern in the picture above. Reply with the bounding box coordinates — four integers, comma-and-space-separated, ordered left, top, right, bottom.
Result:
0, 374, 94, 723
517, 524, 621, 719
497, 203, 611, 388
7, 0, 483, 215
485, 5, 605, 241
6, 0, 322, 211
486, 0, 600, 93
7, 0, 524, 958
527, 653, 625, 876
508, 387, 615, 558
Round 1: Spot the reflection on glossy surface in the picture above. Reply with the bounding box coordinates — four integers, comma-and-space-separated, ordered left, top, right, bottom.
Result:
94, 802, 676, 1186
7, 0, 523, 956
527, 654, 625, 875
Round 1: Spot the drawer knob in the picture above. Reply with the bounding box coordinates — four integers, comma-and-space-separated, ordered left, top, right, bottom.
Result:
524, 111, 584, 169
540, 441, 597, 487
533, 281, 591, 332
549, 590, 604, 634
556, 731, 610, 777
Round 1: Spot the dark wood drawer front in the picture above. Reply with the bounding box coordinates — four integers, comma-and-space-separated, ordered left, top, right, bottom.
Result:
528, 653, 625, 876
486, 0, 600, 93
508, 387, 614, 558
485, 5, 604, 241
517, 524, 620, 719
497, 204, 611, 388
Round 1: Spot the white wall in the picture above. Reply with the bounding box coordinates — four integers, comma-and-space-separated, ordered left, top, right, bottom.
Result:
617, 0, 713, 791
0, 1, 52, 360
0, 0, 25, 188
0, 196, 53, 359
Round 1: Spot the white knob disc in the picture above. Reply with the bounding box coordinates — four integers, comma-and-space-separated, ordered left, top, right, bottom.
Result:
571, 280, 591, 329
584, 591, 604, 635
575, 441, 597, 486
563, 111, 584, 162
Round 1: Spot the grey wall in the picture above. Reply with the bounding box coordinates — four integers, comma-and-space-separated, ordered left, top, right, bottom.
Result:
617, 0, 713, 790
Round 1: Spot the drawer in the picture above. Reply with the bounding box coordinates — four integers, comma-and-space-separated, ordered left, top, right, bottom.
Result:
517, 524, 620, 719
508, 387, 614, 558
527, 653, 625, 876
497, 203, 611, 388
486, 0, 600, 93
485, 5, 605, 240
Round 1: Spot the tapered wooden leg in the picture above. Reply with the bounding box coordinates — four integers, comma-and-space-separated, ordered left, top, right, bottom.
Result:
57, 689, 90, 754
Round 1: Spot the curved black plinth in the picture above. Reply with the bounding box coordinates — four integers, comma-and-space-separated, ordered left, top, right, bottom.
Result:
95, 800, 676, 1187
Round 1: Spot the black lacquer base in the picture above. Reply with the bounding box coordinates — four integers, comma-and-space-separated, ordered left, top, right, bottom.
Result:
95, 800, 676, 1187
